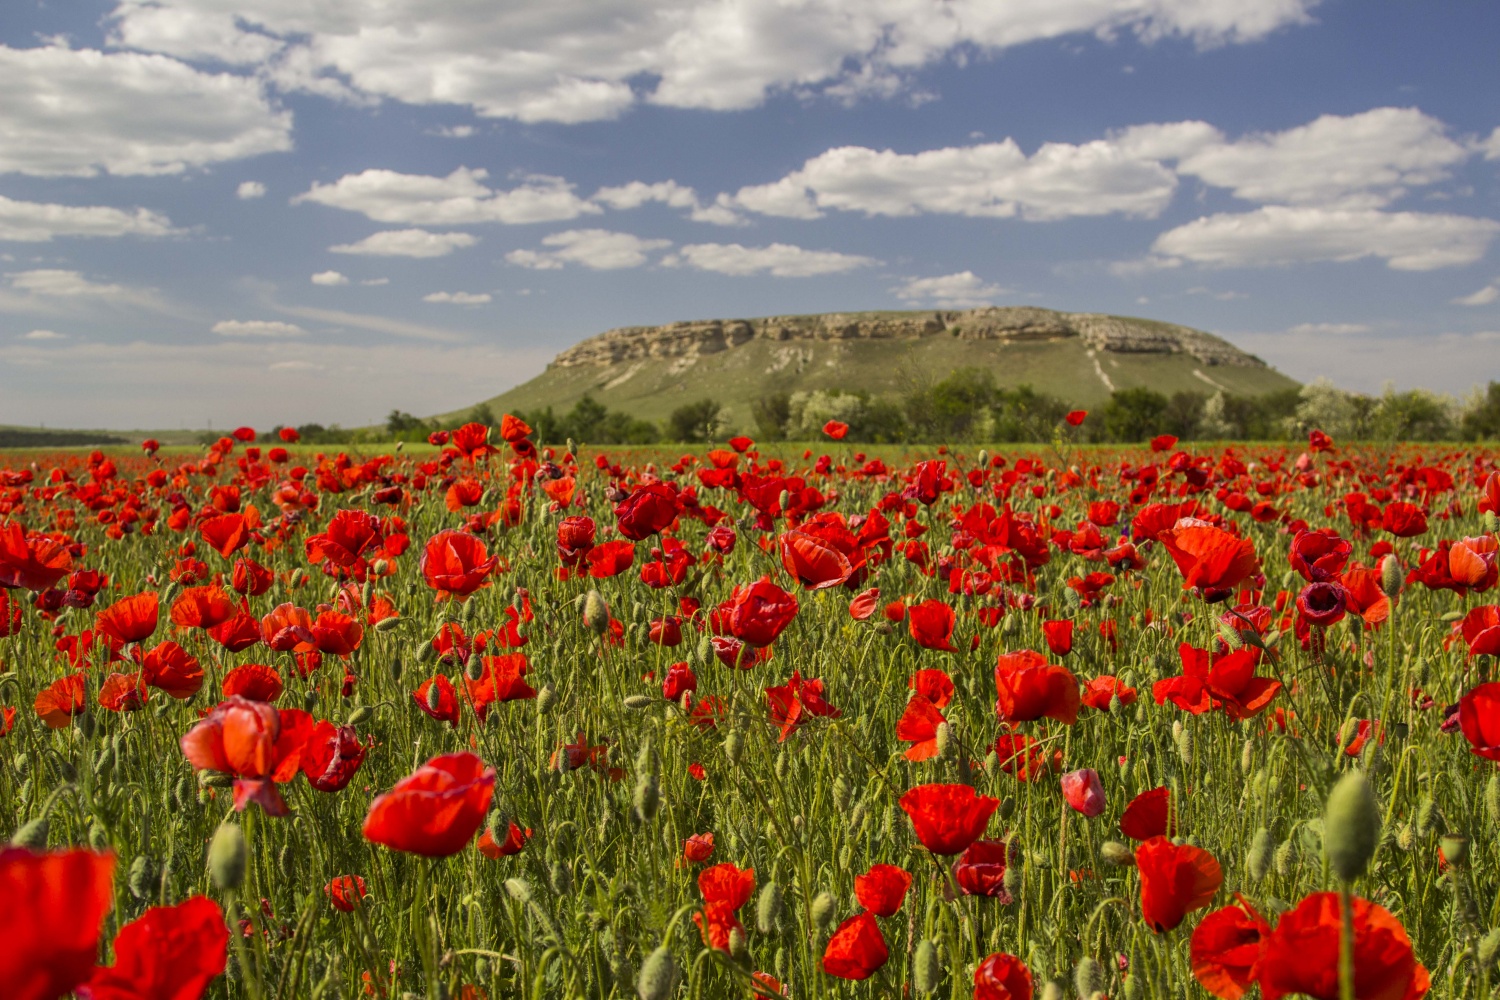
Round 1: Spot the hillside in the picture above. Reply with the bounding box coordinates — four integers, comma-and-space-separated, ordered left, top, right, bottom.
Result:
464, 306, 1298, 431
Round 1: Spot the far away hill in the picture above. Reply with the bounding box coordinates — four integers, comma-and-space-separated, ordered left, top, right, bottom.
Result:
465, 307, 1298, 431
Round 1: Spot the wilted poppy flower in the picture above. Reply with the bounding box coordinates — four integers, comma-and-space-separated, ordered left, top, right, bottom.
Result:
95, 593, 159, 645
778, 530, 853, 590
974, 952, 1033, 1000
900, 783, 1000, 855
34, 673, 87, 729
477, 821, 532, 858
363, 752, 496, 857
854, 863, 911, 917
325, 875, 368, 913
1120, 787, 1174, 841
897, 695, 946, 761
79, 895, 227, 1000
727, 577, 799, 647
822, 912, 888, 980
682, 833, 715, 864
1041, 619, 1074, 656
421, 530, 499, 601
0, 522, 73, 592
1159, 523, 1261, 602
994, 650, 1080, 725
908, 599, 957, 652
1190, 897, 1270, 1000
1137, 836, 1223, 932
614, 482, 680, 540
953, 839, 1012, 899
1257, 893, 1429, 1000
222, 664, 284, 703
0, 847, 115, 1000
1060, 768, 1106, 817
302, 720, 367, 792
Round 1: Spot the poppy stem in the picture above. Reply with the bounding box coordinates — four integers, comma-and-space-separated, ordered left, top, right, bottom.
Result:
1338, 884, 1356, 1000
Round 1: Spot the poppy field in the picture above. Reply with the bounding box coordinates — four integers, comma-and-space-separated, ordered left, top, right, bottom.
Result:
2, 416, 1500, 1000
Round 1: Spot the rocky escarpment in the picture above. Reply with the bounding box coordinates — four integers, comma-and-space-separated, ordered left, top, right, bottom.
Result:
550, 307, 1267, 370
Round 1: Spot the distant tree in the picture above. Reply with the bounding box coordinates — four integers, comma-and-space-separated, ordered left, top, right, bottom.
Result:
462, 403, 496, 428
1371, 387, 1454, 441
991, 385, 1069, 443
564, 396, 610, 443
1461, 382, 1500, 441
906, 367, 996, 441
386, 410, 425, 436
751, 393, 792, 440
1099, 388, 1169, 442
667, 400, 722, 443
1161, 391, 1207, 441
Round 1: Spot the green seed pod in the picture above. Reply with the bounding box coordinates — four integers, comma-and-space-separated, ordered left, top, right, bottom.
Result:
632, 771, 660, 823
756, 882, 784, 935
623, 694, 653, 710
1440, 833, 1470, 868
1074, 957, 1102, 1000
209, 823, 246, 890
536, 684, 557, 715
374, 614, 401, 632
1274, 837, 1296, 878
582, 591, 610, 634
1247, 827, 1274, 882
425, 682, 443, 713
88, 820, 109, 850
913, 939, 941, 993
1325, 771, 1381, 883
636, 945, 677, 1000
10, 817, 48, 849
723, 730, 744, 765
128, 855, 158, 900
1478, 928, 1500, 971
810, 891, 837, 930
1488, 775, 1500, 826
1099, 840, 1134, 867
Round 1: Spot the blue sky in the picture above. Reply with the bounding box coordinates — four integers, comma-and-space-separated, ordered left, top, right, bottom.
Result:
2, 0, 1498, 429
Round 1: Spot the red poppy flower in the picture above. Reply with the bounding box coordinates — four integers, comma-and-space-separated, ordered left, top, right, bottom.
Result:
179, 697, 312, 815
822, 912, 888, 980
1065, 410, 1087, 426
993, 733, 1051, 781
0, 589, 22, 638
421, 530, 499, 601
309, 610, 364, 657
1153, 643, 1280, 721
1120, 787, 1175, 841
699, 862, 755, 909
1081, 675, 1136, 711
1381, 502, 1427, 538
135, 642, 202, 700
854, 863, 911, 917
306, 509, 383, 572
302, 720, 367, 792
900, 783, 1000, 855
230, 557, 274, 596
1190, 897, 1269, 1000
823, 420, 849, 440
170, 585, 238, 630
682, 832, 715, 864
465, 654, 537, 719
325, 876, 368, 913
222, 663, 284, 703
908, 599, 957, 652
778, 530, 853, 590
477, 821, 532, 858
1136, 836, 1223, 933
414, 675, 462, 728
1257, 893, 1429, 1000
727, 577, 799, 647
362, 752, 496, 857
79, 895, 227, 1000
765, 670, 840, 741
556, 516, 597, 566
1159, 523, 1261, 601
1040, 619, 1074, 656
1288, 529, 1352, 583
1458, 682, 1500, 761
1060, 768, 1105, 817
199, 512, 251, 558
974, 952, 1033, 1000
585, 540, 636, 578
847, 587, 880, 620
1341, 565, 1391, 628
994, 649, 1080, 725
897, 694, 946, 761
0, 522, 73, 592
95, 593, 159, 645
1460, 606, 1500, 657
0, 847, 115, 1000
661, 661, 697, 701
614, 482, 680, 540
909, 668, 954, 708
1296, 581, 1348, 628
97, 673, 148, 713
447, 422, 497, 461
34, 673, 87, 729
953, 839, 1012, 899
1150, 434, 1178, 452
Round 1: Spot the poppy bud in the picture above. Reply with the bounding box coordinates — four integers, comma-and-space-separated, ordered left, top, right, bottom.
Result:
1479, 928, 1500, 971
1173, 723, 1193, 768
833, 777, 851, 813
723, 730, 744, 765
1074, 957, 1102, 1000
127, 854, 158, 900
1488, 776, 1500, 826
777, 490, 790, 511
1240, 739, 1255, 776
278, 844, 294, 880
304, 689, 319, 711
465, 652, 483, 681
632, 771, 660, 823
347, 705, 373, 726
1247, 827, 1273, 882
811, 890, 837, 930
10, 817, 48, 849
582, 590, 610, 634
1040, 982, 1065, 1000
536, 684, 557, 715
1416, 796, 1438, 835
1396, 823, 1416, 852
623, 694, 652, 710
934, 722, 951, 759
728, 927, 748, 960
757, 881, 784, 934
1441, 833, 1471, 868
913, 939, 941, 993
88, 820, 109, 850
1099, 840, 1133, 867
637, 945, 677, 1000
199, 770, 233, 788
425, 682, 444, 713
416, 640, 437, 664
549, 859, 573, 895
1003, 851, 1023, 896
289, 568, 308, 588
504, 878, 531, 902
1325, 770, 1381, 883
209, 822, 246, 890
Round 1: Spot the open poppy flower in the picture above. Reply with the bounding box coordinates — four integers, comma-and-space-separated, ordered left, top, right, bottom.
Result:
994, 649, 1079, 724
1257, 893, 1429, 1000
169, 585, 238, 630
695, 862, 755, 951
79, 895, 227, 1000
1120, 787, 1175, 841
414, 675, 462, 728
1190, 896, 1270, 1000
34, 673, 87, 729
1136, 836, 1222, 932
822, 912, 888, 980
765, 669, 840, 741
727, 577, 799, 647
778, 530, 853, 590
1081, 675, 1137, 711
95, 592, 159, 645
1288, 528, 1352, 583
179, 697, 314, 816
0, 522, 73, 592
302, 720, 367, 792
325, 875, 368, 913
953, 839, 1012, 899
854, 863, 911, 917
1458, 682, 1500, 760
0, 847, 115, 1000
1459, 606, 1500, 657
974, 952, 1033, 1000
222, 663, 284, 703
363, 752, 496, 857
1159, 522, 1261, 602
421, 530, 499, 601
908, 599, 957, 652
478, 821, 532, 858
897, 694, 946, 761
1153, 643, 1280, 721
614, 482, 680, 540
900, 783, 1000, 855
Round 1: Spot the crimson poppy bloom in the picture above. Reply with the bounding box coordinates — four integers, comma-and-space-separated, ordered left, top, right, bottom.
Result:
1153, 644, 1280, 721
0, 847, 115, 1000
1060, 768, 1106, 817
953, 839, 1012, 899
556, 516, 597, 566
974, 952, 1033, 1000
1065, 410, 1087, 426
302, 720, 367, 792
694, 862, 755, 949
97, 673, 148, 713
778, 530, 853, 590
0, 589, 22, 638
994, 649, 1080, 725
79, 895, 227, 1000
1459, 606, 1500, 657
900, 783, 1000, 855
765, 670, 840, 741
199, 513, 251, 558
1296, 581, 1348, 627
421, 530, 499, 601
661, 661, 697, 702
823, 420, 849, 440
1120, 787, 1174, 841
231, 557, 274, 596
414, 675, 461, 727
222, 664, 284, 703
1159, 523, 1261, 602
325, 875, 368, 913
95, 593, 159, 645
1190, 897, 1269, 1000
447, 422, 497, 461
614, 482, 680, 540
854, 863, 911, 917
309, 610, 364, 657
1458, 682, 1500, 760
0, 522, 73, 592
1381, 502, 1427, 538
34, 673, 87, 729
306, 509, 383, 573
1257, 893, 1429, 1000
1041, 619, 1074, 657
1081, 675, 1137, 711
362, 752, 496, 857
180, 697, 312, 816
727, 577, 799, 647
477, 821, 532, 858
585, 539, 635, 578
1288, 529, 1352, 583
169, 585, 238, 630
1137, 836, 1223, 932
822, 912, 888, 980
908, 599, 957, 652
897, 695, 946, 761
682, 833, 715, 863
910, 668, 955, 707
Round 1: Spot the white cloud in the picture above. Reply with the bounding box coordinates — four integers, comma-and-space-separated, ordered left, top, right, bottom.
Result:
212, 319, 306, 337
0, 196, 177, 242
310, 270, 349, 286
103, 1, 1319, 124
1285, 322, 1371, 336
592, 180, 743, 225
7, 270, 127, 297
433, 125, 476, 139
22, 329, 66, 340
1152, 207, 1500, 271
423, 291, 492, 304
0, 43, 292, 176
1482, 127, 1500, 161
295, 168, 598, 225
237, 180, 267, 199
1453, 282, 1499, 306
329, 229, 479, 258
662, 242, 877, 277
892, 271, 1007, 308
506, 229, 671, 270
361, 277, 389, 286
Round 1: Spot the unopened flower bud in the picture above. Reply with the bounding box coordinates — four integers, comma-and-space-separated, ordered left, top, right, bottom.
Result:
536, 684, 557, 715
756, 882, 784, 934
1324, 770, 1381, 883
723, 730, 744, 765
9, 817, 48, 849
1099, 840, 1134, 867
636, 945, 677, 1000
1380, 554, 1403, 600
913, 939, 941, 993
623, 694, 653, 710
1247, 827, 1274, 882
582, 591, 610, 634
1440, 833, 1471, 868
810, 891, 837, 930
209, 822, 246, 891
1074, 957, 1102, 1000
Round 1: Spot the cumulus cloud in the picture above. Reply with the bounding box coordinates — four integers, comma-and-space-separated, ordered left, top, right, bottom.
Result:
6, 270, 128, 297
1482, 127, 1500, 161
506, 229, 671, 270
661, 242, 877, 277
422, 291, 492, 304
295, 168, 598, 225
1151, 206, 1500, 271
892, 271, 1007, 308
329, 229, 479, 258
310, 270, 349, 286
0, 196, 177, 242
22, 329, 66, 340
102, 0, 1320, 124
1453, 281, 1499, 306
592, 180, 743, 225
237, 181, 266, 199
212, 319, 306, 337
0, 43, 292, 176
